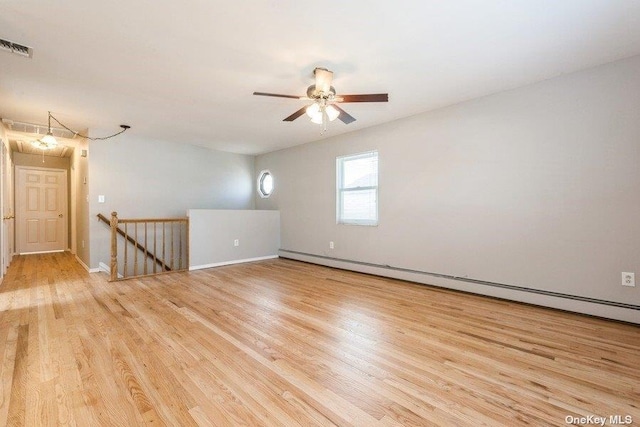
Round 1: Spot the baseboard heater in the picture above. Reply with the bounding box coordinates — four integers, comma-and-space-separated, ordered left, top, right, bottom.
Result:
279, 249, 640, 312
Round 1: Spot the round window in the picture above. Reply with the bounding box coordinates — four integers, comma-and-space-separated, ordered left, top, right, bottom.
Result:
258, 170, 273, 198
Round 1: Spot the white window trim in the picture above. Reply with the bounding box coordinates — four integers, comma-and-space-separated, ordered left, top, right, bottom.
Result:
257, 169, 273, 198
336, 150, 379, 226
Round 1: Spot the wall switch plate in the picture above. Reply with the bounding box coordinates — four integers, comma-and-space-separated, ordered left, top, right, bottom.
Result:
622, 272, 635, 287
98, 195, 105, 203
329, 241, 334, 249
234, 239, 239, 247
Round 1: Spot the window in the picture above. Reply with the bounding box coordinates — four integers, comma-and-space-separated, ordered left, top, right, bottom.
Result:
258, 170, 273, 197
337, 151, 378, 225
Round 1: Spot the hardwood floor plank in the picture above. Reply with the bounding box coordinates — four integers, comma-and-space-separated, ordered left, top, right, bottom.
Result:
6, 325, 27, 427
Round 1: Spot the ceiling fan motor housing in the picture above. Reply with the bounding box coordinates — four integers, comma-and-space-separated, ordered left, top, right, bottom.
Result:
306, 84, 336, 100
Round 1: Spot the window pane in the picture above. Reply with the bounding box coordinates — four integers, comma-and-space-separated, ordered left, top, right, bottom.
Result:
343, 155, 378, 189
258, 170, 273, 198
337, 151, 378, 225
341, 189, 377, 222
261, 173, 273, 195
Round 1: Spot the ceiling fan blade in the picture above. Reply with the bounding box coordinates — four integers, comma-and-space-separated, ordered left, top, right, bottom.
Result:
283, 106, 308, 122
339, 93, 389, 103
314, 68, 333, 94
253, 92, 301, 99
332, 105, 356, 124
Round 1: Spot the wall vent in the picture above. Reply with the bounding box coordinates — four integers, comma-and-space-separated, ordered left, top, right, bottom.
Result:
1, 118, 77, 139
0, 38, 33, 58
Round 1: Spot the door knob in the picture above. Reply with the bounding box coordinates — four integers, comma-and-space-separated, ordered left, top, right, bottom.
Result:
58, 214, 63, 218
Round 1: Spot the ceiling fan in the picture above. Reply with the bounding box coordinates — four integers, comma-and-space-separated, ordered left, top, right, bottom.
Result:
253, 67, 388, 131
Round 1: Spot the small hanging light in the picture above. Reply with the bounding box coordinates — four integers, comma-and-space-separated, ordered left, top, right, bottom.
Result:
30, 111, 59, 150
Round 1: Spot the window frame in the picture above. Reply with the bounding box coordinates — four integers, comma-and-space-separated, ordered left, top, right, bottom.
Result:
336, 150, 379, 226
257, 170, 274, 198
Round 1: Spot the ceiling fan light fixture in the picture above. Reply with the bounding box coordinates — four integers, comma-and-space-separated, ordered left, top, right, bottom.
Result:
306, 103, 321, 119
325, 105, 339, 122
310, 113, 324, 125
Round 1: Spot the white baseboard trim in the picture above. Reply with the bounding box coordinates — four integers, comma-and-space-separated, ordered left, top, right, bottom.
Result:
189, 255, 279, 271
96, 261, 123, 278
279, 250, 640, 325
98, 262, 110, 274
20, 249, 65, 255
75, 255, 96, 273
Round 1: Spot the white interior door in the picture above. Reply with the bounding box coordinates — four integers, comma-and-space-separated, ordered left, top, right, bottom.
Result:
16, 167, 68, 254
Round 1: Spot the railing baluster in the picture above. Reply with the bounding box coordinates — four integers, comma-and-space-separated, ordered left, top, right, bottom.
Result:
153, 222, 157, 274
144, 222, 148, 275
171, 223, 174, 271
178, 222, 183, 271
162, 222, 166, 272
110, 212, 118, 282
134, 223, 138, 277
124, 222, 128, 279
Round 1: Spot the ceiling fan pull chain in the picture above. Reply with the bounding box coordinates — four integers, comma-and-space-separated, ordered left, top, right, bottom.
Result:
322, 108, 328, 133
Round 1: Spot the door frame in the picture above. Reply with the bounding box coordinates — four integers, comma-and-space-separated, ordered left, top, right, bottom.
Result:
15, 165, 69, 255
0, 138, 14, 278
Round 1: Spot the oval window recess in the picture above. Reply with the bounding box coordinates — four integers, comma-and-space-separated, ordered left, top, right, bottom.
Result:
258, 170, 273, 198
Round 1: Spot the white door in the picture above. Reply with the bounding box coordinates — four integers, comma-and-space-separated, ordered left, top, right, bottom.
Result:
16, 167, 68, 254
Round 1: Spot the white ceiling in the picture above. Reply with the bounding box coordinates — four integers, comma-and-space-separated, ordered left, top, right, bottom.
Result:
1, 1, 640, 155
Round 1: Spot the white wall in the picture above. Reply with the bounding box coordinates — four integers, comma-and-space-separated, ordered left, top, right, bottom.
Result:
89, 135, 255, 268
74, 138, 90, 268
255, 55, 640, 323
188, 209, 280, 269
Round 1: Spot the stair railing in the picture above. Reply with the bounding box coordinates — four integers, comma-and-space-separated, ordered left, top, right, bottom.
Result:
98, 212, 189, 281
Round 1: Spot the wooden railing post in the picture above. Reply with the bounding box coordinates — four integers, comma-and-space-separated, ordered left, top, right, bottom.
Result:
110, 211, 118, 281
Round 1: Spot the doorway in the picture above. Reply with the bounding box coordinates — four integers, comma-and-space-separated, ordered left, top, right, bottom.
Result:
15, 166, 68, 254
1, 140, 15, 275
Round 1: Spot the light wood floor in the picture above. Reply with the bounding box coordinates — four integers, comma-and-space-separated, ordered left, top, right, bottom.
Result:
0, 253, 638, 426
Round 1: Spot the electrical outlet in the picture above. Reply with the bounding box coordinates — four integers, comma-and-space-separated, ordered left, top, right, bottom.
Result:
329, 241, 334, 249
622, 272, 635, 287
234, 239, 239, 247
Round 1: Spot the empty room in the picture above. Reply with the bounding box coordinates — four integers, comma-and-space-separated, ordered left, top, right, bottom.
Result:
0, 1, 639, 426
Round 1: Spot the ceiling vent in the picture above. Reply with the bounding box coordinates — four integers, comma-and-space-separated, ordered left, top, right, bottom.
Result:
0, 38, 33, 58
1, 118, 77, 139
